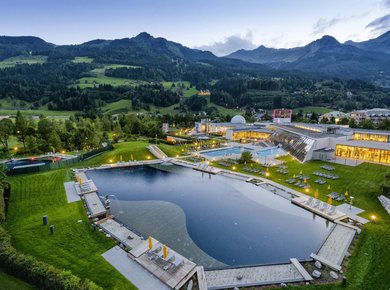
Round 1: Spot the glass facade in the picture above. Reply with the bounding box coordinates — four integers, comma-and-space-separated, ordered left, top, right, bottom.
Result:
231, 131, 271, 141
335, 144, 390, 164
353, 133, 389, 143
271, 130, 315, 162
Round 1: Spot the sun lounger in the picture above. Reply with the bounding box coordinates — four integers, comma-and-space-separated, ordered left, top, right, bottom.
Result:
313, 200, 321, 208
327, 205, 336, 215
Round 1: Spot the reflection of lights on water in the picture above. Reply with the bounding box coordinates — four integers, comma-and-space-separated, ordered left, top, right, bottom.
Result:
119, 210, 124, 214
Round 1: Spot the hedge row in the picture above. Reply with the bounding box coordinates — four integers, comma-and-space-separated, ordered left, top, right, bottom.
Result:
0, 226, 102, 290
0, 189, 4, 223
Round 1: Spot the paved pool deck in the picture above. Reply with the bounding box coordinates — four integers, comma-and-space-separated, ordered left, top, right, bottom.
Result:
63, 181, 80, 203
311, 224, 356, 271
102, 246, 170, 290
205, 261, 309, 289
97, 218, 143, 250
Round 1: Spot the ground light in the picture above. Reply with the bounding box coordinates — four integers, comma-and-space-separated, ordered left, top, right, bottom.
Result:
109, 159, 113, 163
147, 156, 151, 160
232, 166, 236, 170
371, 215, 377, 222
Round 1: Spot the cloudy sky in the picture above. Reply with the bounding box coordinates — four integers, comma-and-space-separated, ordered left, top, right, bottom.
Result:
0, 0, 389, 56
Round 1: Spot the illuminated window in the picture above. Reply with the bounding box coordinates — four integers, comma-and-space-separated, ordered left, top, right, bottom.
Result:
353, 133, 388, 143
335, 144, 390, 164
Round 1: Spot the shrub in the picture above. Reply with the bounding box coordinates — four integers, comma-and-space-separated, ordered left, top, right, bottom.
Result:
238, 151, 254, 164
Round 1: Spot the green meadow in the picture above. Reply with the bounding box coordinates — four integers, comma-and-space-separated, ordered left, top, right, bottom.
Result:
0, 55, 47, 69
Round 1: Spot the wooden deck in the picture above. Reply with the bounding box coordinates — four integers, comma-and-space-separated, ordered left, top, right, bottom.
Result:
290, 258, 312, 281
196, 266, 208, 290
98, 218, 143, 250
205, 263, 305, 289
129, 239, 197, 289
82, 192, 107, 218
311, 224, 356, 271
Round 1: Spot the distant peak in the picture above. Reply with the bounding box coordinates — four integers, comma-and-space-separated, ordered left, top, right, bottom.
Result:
135, 32, 154, 40
315, 35, 340, 46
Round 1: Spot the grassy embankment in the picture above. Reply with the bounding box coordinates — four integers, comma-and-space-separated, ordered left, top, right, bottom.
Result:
3, 141, 171, 289
0, 271, 35, 290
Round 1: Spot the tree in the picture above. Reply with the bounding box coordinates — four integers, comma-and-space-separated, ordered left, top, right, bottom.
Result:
15, 111, 28, 149
339, 117, 349, 125
360, 119, 374, 129
238, 151, 254, 164
348, 118, 357, 128
0, 118, 14, 149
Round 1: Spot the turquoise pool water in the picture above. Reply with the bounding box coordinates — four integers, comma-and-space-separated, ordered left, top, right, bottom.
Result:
201, 146, 285, 159
256, 147, 285, 157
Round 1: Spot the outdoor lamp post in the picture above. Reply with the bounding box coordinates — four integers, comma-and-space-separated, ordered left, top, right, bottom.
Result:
349, 196, 354, 210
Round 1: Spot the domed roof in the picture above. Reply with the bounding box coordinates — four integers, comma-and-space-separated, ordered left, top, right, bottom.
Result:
231, 115, 246, 124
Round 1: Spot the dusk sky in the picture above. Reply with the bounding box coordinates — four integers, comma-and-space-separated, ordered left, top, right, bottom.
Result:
1, 0, 389, 56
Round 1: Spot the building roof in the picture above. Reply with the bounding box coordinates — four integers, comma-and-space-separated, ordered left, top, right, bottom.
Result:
229, 127, 271, 133
335, 139, 390, 150
273, 124, 345, 139
231, 115, 246, 124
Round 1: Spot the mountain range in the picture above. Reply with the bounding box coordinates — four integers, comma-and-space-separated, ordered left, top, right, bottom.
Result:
0, 31, 389, 85
227, 31, 390, 84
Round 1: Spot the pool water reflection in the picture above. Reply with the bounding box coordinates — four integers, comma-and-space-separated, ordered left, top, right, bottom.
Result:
86, 165, 332, 268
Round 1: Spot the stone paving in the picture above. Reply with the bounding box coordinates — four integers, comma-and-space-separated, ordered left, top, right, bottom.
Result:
102, 246, 170, 290
98, 218, 143, 250
63, 181, 80, 203
316, 224, 356, 266
83, 192, 107, 218
205, 263, 305, 289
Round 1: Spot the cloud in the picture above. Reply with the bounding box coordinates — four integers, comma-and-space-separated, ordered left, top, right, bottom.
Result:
385, 0, 390, 8
195, 32, 257, 56
366, 13, 390, 33
312, 18, 341, 35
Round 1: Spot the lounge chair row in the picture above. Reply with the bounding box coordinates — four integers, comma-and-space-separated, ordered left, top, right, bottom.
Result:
313, 171, 339, 179
146, 243, 184, 273
305, 197, 337, 215
321, 165, 335, 171
327, 192, 346, 201
296, 174, 310, 180
277, 168, 289, 174
314, 178, 327, 185
243, 166, 265, 175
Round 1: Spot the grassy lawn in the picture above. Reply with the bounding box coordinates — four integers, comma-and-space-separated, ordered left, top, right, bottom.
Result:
72, 56, 94, 63
3, 141, 159, 289
0, 109, 76, 118
157, 143, 188, 157
0, 55, 47, 69
212, 157, 390, 289
162, 81, 198, 97
0, 271, 35, 290
81, 141, 156, 166
72, 76, 142, 89
102, 99, 132, 114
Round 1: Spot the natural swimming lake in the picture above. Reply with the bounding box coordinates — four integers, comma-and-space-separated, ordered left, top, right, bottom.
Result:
86, 164, 332, 269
